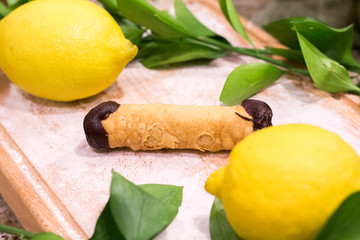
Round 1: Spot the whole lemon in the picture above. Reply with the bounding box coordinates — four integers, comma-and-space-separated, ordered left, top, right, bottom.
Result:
0, 0, 137, 101
205, 124, 360, 240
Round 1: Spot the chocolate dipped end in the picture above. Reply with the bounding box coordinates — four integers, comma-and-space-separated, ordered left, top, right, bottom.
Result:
83, 101, 120, 149
241, 99, 273, 131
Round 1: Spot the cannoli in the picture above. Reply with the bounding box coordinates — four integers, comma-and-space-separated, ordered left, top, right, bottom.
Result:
83, 99, 273, 152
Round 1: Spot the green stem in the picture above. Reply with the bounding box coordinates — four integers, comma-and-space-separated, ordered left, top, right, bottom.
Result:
350, 87, 360, 96
0, 224, 36, 238
201, 37, 311, 76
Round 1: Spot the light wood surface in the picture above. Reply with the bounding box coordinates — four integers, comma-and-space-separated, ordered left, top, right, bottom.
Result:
0, 123, 87, 239
0, 0, 359, 239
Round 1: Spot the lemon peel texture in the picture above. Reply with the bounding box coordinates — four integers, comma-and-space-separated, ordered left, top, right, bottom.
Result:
0, 0, 138, 101
205, 124, 360, 240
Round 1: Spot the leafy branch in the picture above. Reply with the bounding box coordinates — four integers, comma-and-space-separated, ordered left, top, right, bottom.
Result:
3, 0, 359, 104
110, 0, 312, 76
106, 0, 359, 105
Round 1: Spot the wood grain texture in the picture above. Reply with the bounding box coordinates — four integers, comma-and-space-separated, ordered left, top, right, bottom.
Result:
0, 0, 359, 239
0, 123, 87, 239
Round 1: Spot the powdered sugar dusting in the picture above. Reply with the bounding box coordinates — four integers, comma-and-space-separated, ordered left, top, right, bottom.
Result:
0, 1, 359, 240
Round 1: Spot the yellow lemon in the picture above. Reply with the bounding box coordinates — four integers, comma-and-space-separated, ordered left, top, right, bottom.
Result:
205, 124, 360, 240
0, 0, 137, 101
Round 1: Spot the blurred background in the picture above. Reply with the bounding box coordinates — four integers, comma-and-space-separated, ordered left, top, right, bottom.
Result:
0, 0, 359, 239
237, 0, 360, 47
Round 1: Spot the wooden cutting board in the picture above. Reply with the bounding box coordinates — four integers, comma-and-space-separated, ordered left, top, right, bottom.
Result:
1, 0, 360, 239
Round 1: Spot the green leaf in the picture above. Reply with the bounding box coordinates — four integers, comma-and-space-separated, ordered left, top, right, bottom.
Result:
218, 0, 255, 48
174, 0, 231, 45
139, 184, 183, 209
109, 171, 182, 240
90, 203, 125, 240
210, 198, 242, 240
294, 21, 360, 71
264, 47, 304, 63
264, 17, 360, 71
350, 67, 360, 75
263, 17, 313, 49
0, 2, 10, 19
297, 32, 360, 94
30, 232, 64, 240
314, 191, 360, 240
91, 173, 183, 240
140, 39, 226, 68
174, 0, 216, 37
6, 0, 28, 11
112, 15, 146, 46
116, 0, 191, 39
97, 0, 145, 46
119, 23, 146, 46
220, 62, 284, 105
97, 0, 119, 16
